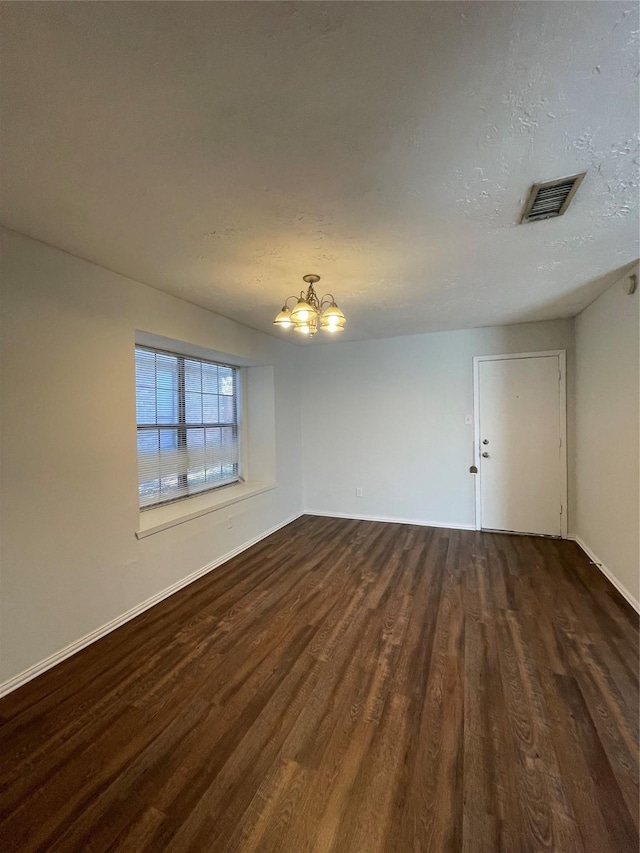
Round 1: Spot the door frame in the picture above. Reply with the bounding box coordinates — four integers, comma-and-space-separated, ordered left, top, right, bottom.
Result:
472, 350, 568, 538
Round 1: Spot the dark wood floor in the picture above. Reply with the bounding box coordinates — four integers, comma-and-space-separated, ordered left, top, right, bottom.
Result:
0, 516, 638, 852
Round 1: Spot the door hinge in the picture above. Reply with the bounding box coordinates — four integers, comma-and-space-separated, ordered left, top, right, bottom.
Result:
558, 370, 562, 382
559, 436, 562, 448
560, 504, 563, 515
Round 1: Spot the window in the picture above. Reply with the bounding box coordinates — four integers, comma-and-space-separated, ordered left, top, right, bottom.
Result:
135, 346, 240, 509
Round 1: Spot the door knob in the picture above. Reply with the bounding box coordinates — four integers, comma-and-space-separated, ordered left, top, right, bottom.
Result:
482, 452, 489, 458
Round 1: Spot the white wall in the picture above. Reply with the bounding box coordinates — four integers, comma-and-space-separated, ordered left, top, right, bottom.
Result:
575, 265, 639, 608
0, 229, 303, 686
301, 321, 575, 530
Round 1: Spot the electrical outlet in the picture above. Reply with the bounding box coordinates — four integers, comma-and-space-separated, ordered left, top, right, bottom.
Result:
227, 515, 233, 529
356, 487, 363, 498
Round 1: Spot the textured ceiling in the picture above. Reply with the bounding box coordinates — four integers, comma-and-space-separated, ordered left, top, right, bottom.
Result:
1, 2, 638, 343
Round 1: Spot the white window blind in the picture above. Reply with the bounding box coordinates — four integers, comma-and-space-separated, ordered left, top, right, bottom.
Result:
135, 346, 240, 509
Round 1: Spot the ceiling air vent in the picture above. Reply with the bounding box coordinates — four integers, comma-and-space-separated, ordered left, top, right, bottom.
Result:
521, 172, 586, 223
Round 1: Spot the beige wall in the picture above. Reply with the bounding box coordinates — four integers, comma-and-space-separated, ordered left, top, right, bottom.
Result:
301, 320, 576, 532
575, 265, 640, 607
0, 229, 303, 686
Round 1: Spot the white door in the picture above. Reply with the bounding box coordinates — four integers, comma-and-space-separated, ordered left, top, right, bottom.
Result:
475, 354, 565, 536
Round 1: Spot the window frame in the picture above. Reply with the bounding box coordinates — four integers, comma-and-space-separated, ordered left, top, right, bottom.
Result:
135, 344, 242, 510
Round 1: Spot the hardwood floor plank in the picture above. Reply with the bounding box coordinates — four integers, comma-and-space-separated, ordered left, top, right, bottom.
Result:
463, 617, 501, 853
331, 693, 411, 853
0, 516, 637, 853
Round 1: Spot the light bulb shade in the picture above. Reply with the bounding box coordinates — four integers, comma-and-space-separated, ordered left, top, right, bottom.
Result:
290, 299, 318, 325
293, 322, 311, 335
320, 303, 346, 330
273, 307, 293, 328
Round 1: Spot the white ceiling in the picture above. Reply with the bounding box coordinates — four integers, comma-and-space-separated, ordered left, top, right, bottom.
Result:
1, 2, 638, 343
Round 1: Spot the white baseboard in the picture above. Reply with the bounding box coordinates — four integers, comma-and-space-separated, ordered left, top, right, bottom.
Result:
304, 509, 475, 531
0, 512, 303, 699
570, 535, 639, 613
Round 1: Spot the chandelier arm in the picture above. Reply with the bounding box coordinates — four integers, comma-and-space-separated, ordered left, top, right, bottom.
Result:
320, 294, 337, 309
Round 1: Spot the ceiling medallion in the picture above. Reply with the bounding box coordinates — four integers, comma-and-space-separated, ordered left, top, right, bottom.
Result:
273, 274, 346, 337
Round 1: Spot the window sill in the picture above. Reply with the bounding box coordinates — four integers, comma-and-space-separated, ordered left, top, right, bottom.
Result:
135, 481, 278, 539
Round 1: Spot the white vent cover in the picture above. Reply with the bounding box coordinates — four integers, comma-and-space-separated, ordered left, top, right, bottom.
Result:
521, 173, 586, 222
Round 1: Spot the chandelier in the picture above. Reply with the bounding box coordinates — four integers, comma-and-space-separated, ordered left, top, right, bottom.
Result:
273, 274, 346, 337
